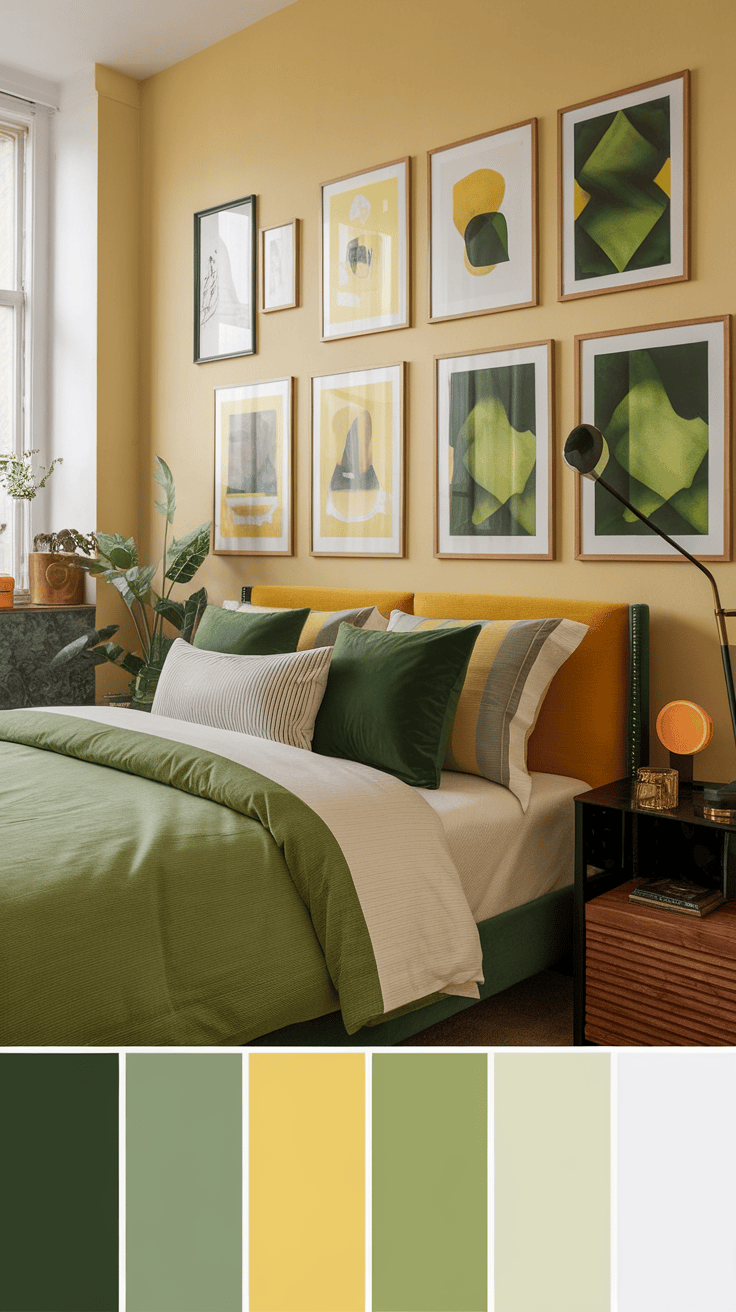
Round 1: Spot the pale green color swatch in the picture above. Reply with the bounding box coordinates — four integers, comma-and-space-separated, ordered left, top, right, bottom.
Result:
495, 1052, 610, 1312
126, 1053, 242, 1312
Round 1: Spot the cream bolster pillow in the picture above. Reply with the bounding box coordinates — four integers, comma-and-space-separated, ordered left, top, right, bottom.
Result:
386, 611, 589, 810
151, 638, 333, 750
221, 601, 388, 649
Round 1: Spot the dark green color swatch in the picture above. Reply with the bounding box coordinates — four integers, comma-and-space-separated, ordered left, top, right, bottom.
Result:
0, 1053, 118, 1312
372, 1053, 487, 1311
126, 1053, 242, 1312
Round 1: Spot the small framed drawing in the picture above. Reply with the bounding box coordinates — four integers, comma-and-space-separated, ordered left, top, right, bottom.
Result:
436, 340, 554, 559
213, 377, 294, 556
320, 158, 409, 341
559, 70, 690, 300
428, 120, 537, 322
261, 220, 299, 312
194, 195, 256, 363
311, 363, 405, 557
575, 317, 730, 561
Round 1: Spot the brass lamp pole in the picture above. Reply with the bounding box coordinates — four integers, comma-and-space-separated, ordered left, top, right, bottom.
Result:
564, 424, 736, 816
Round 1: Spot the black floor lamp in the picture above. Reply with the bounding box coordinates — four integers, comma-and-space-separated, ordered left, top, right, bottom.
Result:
564, 423, 736, 820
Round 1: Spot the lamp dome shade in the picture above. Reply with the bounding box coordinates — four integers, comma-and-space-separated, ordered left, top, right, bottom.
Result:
564, 424, 607, 476
656, 700, 714, 755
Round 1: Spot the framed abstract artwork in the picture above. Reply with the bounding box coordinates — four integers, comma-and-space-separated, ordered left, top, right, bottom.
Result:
261, 219, 299, 312
575, 317, 730, 561
559, 71, 690, 300
311, 363, 405, 557
194, 195, 256, 362
428, 120, 537, 322
436, 341, 554, 559
320, 158, 409, 341
213, 377, 294, 556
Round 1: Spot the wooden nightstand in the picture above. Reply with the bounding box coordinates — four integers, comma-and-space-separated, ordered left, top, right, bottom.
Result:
585, 880, 736, 1045
574, 778, 736, 1045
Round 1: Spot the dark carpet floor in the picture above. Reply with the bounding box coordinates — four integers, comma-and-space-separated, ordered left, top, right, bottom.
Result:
400, 968, 573, 1046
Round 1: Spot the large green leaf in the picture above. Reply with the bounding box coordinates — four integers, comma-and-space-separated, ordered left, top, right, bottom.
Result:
96, 533, 139, 570
180, 587, 207, 642
154, 456, 176, 524
154, 596, 185, 629
165, 522, 211, 584
50, 624, 120, 667
123, 562, 158, 602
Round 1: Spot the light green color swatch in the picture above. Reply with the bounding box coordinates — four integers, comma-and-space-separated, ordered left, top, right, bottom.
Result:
126, 1054, 242, 1312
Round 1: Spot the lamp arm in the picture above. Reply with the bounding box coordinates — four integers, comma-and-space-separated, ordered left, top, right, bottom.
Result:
594, 471, 736, 750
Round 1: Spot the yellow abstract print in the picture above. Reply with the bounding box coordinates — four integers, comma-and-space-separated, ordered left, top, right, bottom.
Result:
328, 176, 400, 327
218, 392, 284, 540
319, 381, 394, 540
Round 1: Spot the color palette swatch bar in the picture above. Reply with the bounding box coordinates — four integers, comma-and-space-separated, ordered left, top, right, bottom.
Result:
495, 1052, 611, 1312
372, 1053, 488, 1312
126, 1053, 242, 1312
249, 1053, 365, 1312
0, 1053, 118, 1312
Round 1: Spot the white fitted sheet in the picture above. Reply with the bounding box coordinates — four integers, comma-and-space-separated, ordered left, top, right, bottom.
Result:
417, 771, 590, 924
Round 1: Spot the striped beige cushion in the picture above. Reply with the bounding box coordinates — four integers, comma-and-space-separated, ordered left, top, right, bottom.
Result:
387, 612, 588, 809
222, 601, 388, 649
151, 638, 332, 750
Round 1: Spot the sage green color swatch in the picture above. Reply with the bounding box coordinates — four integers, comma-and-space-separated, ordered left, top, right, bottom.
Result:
372, 1053, 487, 1311
495, 1053, 610, 1312
126, 1054, 242, 1312
0, 1054, 118, 1312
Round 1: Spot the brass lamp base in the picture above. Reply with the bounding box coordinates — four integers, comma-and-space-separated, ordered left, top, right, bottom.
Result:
703, 782, 736, 824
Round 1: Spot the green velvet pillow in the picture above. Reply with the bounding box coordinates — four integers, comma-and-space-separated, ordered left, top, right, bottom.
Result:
192, 604, 310, 655
311, 622, 482, 788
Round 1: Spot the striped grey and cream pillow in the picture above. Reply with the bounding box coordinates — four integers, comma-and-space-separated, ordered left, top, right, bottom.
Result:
222, 601, 388, 648
151, 638, 332, 750
387, 611, 588, 809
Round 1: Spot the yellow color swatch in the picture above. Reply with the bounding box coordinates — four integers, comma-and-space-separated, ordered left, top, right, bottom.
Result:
249, 1053, 365, 1312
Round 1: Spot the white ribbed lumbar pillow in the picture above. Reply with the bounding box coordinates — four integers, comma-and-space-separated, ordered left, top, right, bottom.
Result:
151, 638, 333, 750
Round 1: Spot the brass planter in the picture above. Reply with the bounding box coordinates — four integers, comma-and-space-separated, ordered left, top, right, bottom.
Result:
28, 552, 85, 606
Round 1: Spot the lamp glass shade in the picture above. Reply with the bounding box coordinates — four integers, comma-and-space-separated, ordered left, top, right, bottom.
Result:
563, 424, 609, 479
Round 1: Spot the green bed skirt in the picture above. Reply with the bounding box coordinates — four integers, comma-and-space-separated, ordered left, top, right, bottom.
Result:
248, 883, 574, 1046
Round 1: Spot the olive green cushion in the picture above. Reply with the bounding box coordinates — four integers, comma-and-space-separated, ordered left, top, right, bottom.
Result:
312, 623, 482, 789
192, 604, 309, 655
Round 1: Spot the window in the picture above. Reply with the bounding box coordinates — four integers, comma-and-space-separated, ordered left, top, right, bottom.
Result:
0, 93, 48, 596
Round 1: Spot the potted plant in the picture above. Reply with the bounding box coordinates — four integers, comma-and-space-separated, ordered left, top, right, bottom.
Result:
29, 530, 98, 606
51, 458, 211, 710
0, 448, 64, 600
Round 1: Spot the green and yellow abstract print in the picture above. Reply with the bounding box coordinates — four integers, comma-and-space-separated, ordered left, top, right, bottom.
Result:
449, 364, 536, 537
452, 168, 509, 276
594, 342, 709, 536
575, 95, 671, 280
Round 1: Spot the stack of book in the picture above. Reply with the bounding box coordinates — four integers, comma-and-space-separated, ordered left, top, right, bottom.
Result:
629, 877, 725, 917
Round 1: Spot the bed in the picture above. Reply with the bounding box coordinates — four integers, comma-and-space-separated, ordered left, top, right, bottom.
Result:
0, 585, 648, 1047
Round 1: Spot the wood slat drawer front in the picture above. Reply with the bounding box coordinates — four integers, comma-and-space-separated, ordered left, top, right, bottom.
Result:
586, 981, 736, 1046
585, 879, 736, 1046
586, 941, 736, 1002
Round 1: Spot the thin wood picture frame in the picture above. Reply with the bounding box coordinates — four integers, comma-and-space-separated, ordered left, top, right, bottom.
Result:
559, 70, 690, 301
435, 339, 554, 559
213, 376, 294, 557
320, 158, 410, 341
260, 219, 299, 312
311, 362, 406, 557
428, 119, 538, 323
574, 316, 730, 561
194, 194, 257, 362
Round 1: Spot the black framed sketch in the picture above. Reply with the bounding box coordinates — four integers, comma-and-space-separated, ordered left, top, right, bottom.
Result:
194, 195, 256, 363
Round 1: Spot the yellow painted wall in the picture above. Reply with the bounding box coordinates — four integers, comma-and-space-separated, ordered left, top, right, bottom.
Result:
96, 66, 141, 695
137, 0, 736, 779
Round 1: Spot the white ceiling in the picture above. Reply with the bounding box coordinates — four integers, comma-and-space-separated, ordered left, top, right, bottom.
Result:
0, 0, 296, 86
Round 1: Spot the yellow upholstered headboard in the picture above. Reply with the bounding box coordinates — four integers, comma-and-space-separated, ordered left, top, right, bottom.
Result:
247, 585, 413, 617
414, 592, 639, 789
236, 585, 647, 789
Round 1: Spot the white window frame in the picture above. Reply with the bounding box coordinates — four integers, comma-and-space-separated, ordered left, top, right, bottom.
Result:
0, 92, 50, 598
